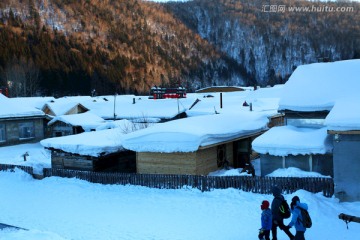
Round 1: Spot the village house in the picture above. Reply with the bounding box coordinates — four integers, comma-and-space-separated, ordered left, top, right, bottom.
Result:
47, 111, 105, 137
40, 127, 136, 172
0, 94, 46, 146
122, 112, 271, 175
252, 59, 360, 202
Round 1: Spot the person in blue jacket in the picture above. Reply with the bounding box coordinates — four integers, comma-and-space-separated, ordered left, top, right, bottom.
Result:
259, 200, 272, 240
286, 196, 308, 240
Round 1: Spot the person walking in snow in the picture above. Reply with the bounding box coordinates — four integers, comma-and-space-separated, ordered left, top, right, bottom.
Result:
286, 196, 308, 240
259, 200, 272, 240
271, 186, 295, 240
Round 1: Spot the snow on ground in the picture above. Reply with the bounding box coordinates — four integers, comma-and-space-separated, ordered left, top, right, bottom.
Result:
0, 168, 360, 240
0, 144, 359, 240
0, 143, 51, 174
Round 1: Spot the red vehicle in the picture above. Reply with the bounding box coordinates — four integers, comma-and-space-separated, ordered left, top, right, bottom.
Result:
149, 86, 186, 99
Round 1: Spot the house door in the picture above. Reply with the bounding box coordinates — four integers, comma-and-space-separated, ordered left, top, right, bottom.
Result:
233, 139, 251, 168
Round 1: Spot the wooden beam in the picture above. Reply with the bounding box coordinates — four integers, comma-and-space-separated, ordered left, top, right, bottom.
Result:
339, 213, 360, 224
328, 130, 360, 135
198, 131, 265, 150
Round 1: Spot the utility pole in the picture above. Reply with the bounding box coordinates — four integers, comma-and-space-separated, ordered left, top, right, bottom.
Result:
113, 93, 117, 121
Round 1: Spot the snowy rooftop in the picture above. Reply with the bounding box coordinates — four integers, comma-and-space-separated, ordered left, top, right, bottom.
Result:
325, 96, 360, 131
48, 112, 106, 131
122, 112, 270, 153
82, 95, 195, 120
252, 125, 333, 157
0, 94, 45, 119
40, 128, 127, 157
42, 98, 87, 116
37, 86, 283, 156
5, 96, 55, 109
278, 59, 360, 112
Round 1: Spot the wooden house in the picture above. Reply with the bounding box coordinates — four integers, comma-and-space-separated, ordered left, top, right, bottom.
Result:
135, 134, 261, 175
0, 94, 46, 146
41, 128, 136, 172
253, 126, 333, 177
47, 112, 105, 137
123, 112, 270, 175
50, 149, 136, 172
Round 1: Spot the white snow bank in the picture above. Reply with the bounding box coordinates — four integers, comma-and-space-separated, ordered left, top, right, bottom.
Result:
0, 143, 51, 173
0, 95, 44, 118
325, 97, 360, 131
266, 167, 331, 178
40, 128, 127, 157
48, 111, 105, 131
1, 169, 360, 240
123, 112, 269, 153
252, 125, 333, 156
279, 59, 360, 112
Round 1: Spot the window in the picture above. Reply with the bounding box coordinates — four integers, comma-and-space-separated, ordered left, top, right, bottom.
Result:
286, 118, 325, 128
19, 122, 35, 139
0, 124, 5, 142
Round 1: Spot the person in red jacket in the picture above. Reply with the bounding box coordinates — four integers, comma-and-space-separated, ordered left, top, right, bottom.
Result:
259, 200, 272, 240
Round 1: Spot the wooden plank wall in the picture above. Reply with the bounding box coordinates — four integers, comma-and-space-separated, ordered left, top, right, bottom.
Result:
137, 152, 197, 175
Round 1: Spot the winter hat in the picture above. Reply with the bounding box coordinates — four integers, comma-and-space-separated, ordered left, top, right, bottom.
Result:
271, 186, 281, 197
261, 200, 270, 210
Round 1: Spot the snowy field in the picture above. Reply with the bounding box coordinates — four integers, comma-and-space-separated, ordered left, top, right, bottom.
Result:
1, 143, 360, 240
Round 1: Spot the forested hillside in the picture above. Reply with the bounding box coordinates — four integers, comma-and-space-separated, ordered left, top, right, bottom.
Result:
0, 0, 244, 96
165, 0, 360, 85
0, 0, 359, 96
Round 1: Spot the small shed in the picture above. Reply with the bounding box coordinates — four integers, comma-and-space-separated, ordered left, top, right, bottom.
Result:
40, 128, 136, 172
252, 126, 333, 177
48, 112, 105, 137
123, 112, 270, 175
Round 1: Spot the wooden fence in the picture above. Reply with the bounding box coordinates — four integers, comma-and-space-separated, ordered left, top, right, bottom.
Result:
0, 164, 334, 197
43, 168, 334, 197
0, 164, 33, 175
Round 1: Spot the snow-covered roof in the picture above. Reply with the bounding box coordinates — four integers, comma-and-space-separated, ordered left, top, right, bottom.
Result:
0, 94, 45, 119
82, 95, 194, 120
278, 59, 360, 112
122, 112, 270, 153
95, 119, 134, 131
40, 128, 127, 157
252, 125, 333, 156
8, 96, 55, 109
42, 98, 88, 116
325, 97, 360, 131
48, 112, 105, 131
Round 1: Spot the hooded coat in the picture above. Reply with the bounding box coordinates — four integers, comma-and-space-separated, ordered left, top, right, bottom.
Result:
271, 186, 284, 222
288, 201, 309, 232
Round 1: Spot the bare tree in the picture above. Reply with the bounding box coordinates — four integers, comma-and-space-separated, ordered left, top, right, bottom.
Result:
3, 57, 40, 97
